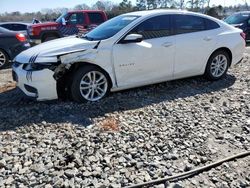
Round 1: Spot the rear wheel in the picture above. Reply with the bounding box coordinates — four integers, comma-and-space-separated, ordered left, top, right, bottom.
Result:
204, 50, 230, 80
0, 50, 9, 69
71, 66, 111, 103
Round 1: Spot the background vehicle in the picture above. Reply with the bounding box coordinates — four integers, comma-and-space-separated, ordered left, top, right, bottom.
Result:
27, 10, 107, 44
224, 11, 250, 41
13, 10, 245, 102
0, 22, 30, 36
0, 27, 30, 69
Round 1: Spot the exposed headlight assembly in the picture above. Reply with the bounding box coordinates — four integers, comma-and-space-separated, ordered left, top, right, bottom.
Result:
23, 63, 58, 71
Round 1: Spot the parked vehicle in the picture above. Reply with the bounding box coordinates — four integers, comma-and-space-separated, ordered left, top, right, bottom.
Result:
0, 22, 30, 35
13, 10, 245, 102
0, 27, 30, 69
27, 10, 107, 44
224, 11, 250, 41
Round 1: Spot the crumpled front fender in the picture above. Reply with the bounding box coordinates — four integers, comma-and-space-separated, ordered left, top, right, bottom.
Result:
59, 49, 98, 64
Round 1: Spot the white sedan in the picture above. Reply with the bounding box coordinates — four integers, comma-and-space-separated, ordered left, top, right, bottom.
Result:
12, 10, 245, 102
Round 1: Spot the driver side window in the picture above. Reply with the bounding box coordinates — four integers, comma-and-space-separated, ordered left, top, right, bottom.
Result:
130, 15, 171, 40
68, 13, 85, 25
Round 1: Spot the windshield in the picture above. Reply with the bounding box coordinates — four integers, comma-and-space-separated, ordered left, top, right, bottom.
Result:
225, 13, 250, 24
56, 12, 67, 23
83, 15, 140, 41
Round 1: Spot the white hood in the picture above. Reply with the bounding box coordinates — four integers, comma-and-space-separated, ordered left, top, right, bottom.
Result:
15, 36, 99, 64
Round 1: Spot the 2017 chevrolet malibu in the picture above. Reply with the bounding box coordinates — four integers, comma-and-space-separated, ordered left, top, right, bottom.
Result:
12, 10, 245, 102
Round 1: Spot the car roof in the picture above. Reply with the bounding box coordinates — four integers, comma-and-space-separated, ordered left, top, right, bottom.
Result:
124, 9, 215, 19
68, 10, 104, 13
0, 22, 30, 25
234, 11, 250, 14
124, 9, 187, 16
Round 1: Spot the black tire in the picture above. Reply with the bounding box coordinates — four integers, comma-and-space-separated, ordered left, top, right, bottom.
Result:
0, 49, 9, 69
43, 35, 58, 42
204, 50, 230, 81
70, 65, 111, 103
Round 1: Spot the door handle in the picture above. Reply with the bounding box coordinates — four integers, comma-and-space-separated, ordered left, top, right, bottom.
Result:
204, 36, 212, 41
162, 42, 173, 47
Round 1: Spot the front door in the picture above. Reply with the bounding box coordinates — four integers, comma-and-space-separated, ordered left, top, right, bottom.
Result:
112, 15, 175, 87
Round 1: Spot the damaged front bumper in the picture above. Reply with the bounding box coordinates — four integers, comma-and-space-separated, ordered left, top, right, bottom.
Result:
12, 63, 58, 101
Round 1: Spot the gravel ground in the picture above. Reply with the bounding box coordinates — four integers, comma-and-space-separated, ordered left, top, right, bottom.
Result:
0, 49, 249, 188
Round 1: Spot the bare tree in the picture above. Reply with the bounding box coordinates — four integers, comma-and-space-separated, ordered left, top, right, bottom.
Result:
93, 1, 114, 11
179, 0, 185, 9
74, 4, 90, 10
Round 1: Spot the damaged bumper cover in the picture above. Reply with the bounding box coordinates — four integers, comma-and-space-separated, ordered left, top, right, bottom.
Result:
12, 63, 58, 101
12, 37, 101, 101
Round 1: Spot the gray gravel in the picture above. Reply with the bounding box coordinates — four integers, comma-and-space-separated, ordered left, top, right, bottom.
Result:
0, 49, 249, 187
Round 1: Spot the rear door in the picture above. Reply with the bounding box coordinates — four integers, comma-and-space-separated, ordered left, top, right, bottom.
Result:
173, 14, 218, 79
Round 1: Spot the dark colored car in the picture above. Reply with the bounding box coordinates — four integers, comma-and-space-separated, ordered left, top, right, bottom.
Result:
0, 27, 30, 68
224, 11, 250, 41
0, 22, 30, 35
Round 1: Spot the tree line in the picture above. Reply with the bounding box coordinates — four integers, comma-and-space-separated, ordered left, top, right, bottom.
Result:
0, 0, 249, 22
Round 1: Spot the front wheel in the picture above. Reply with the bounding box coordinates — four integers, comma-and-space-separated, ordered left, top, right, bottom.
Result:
71, 66, 111, 103
204, 50, 230, 80
0, 50, 9, 69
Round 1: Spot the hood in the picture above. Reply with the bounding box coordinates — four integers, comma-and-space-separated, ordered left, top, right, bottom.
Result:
31, 22, 58, 28
15, 36, 99, 64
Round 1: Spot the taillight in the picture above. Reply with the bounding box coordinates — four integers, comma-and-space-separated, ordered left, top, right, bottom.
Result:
240, 32, 246, 40
16, 33, 26, 42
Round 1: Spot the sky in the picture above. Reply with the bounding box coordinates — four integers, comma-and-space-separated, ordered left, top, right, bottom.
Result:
0, 0, 245, 13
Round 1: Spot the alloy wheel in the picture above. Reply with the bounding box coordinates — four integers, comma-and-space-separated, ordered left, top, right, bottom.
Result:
210, 54, 228, 78
0, 51, 6, 67
79, 71, 108, 101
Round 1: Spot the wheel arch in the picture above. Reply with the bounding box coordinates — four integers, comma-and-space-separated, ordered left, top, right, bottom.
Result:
203, 47, 232, 80
0, 48, 11, 59
68, 62, 114, 87
41, 31, 60, 42
209, 47, 232, 66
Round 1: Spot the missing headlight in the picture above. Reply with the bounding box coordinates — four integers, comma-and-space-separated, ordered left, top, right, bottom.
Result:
23, 63, 58, 71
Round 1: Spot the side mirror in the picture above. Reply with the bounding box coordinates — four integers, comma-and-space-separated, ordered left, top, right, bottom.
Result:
62, 18, 67, 25
121, 34, 143, 44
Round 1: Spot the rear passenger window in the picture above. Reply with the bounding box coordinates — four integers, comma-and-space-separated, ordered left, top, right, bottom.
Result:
88, 13, 104, 24
131, 15, 171, 40
1, 24, 12, 30
205, 19, 220, 30
174, 15, 206, 34
12, 24, 27, 31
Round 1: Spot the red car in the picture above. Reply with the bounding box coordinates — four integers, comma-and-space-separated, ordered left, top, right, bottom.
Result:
28, 10, 108, 44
